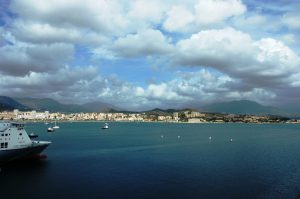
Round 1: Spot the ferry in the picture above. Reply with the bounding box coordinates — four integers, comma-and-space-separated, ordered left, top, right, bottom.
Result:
0, 122, 51, 165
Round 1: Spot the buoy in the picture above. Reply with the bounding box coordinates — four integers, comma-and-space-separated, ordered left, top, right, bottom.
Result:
161, 135, 164, 138
209, 136, 212, 140
230, 138, 233, 142
177, 135, 181, 139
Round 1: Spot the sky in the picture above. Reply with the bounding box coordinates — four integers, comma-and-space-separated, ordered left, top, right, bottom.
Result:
0, 0, 300, 111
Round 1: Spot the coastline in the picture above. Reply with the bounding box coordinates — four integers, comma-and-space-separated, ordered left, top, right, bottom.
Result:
18, 119, 298, 125
1, 109, 298, 124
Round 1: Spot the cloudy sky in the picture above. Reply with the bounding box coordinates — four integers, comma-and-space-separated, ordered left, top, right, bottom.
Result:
0, 0, 300, 111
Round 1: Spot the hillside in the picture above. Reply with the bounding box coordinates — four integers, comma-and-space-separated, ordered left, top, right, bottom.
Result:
13, 97, 117, 113
0, 96, 29, 111
200, 100, 286, 115
81, 101, 120, 113
0, 96, 295, 116
13, 97, 87, 113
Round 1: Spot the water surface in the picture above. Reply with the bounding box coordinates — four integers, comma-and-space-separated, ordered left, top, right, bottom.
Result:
1, 122, 300, 199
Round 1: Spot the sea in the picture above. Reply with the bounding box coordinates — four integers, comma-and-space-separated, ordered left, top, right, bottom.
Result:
1, 122, 300, 199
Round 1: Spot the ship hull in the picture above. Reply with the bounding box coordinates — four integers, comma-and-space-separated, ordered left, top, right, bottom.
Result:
0, 142, 50, 165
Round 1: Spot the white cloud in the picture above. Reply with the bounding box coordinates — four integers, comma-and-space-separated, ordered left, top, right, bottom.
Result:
113, 29, 174, 58
194, 0, 246, 25
255, 38, 299, 76
127, 0, 166, 25
280, 34, 297, 45
128, 69, 277, 109
10, 21, 109, 45
163, 5, 194, 32
225, 88, 276, 102
10, 0, 128, 34
1, 0, 300, 110
175, 27, 253, 69
92, 47, 117, 61
231, 14, 281, 34
175, 27, 300, 88
146, 83, 188, 101
0, 66, 98, 98
162, 0, 247, 33
281, 13, 300, 29
0, 35, 74, 76
11, 21, 81, 43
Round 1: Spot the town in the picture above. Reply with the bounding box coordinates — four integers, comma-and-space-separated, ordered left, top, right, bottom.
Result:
0, 109, 299, 124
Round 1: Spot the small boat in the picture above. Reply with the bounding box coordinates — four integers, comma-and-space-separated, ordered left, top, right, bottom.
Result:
47, 127, 55, 132
29, 133, 38, 139
53, 121, 60, 129
102, 123, 109, 129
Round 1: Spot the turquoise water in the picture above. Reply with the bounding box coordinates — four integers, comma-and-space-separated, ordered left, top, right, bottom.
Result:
1, 122, 300, 199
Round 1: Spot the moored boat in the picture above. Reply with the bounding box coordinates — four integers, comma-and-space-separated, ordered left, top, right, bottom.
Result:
29, 133, 38, 139
47, 127, 55, 132
102, 123, 109, 129
53, 121, 60, 129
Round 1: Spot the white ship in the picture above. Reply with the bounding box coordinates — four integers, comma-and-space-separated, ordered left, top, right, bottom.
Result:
0, 122, 51, 165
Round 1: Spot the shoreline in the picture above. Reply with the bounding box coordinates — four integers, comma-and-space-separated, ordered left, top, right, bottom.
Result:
16, 120, 299, 125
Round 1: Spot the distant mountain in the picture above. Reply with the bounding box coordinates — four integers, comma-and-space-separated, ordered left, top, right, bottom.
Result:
144, 108, 174, 116
1, 96, 295, 116
143, 108, 196, 116
81, 101, 120, 113
13, 97, 87, 113
0, 96, 29, 111
200, 100, 286, 116
13, 97, 118, 113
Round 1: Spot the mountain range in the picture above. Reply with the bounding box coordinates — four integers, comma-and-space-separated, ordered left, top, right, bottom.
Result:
0, 96, 118, 113
200, 100, 287, 116
0, 96, 29, 111
0, 96, 297, 117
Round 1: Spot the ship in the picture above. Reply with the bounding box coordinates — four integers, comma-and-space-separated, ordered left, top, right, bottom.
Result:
0, 122, 51, 165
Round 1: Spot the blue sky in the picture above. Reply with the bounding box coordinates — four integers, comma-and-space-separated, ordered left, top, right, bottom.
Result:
0, 0, 300, 111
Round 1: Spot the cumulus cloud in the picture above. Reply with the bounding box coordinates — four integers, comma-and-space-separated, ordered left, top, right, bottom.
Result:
113, 29, 174, 58
0, 66, 98, 98
162, 0, 246, 33
127, 0, 166, 25
9, 21, 109, 45
175, 27, 300, 89
0, 33, 74, 76
194, 0, 246, 25
10, 0, 128, 34
280, 34, 297, 45
94, 69, 278, 110
0, 0, 300, 111
121, 69, 278, 110
231, 14, 281, 35
163, 5, 195, 32
281, 13, 300, 29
